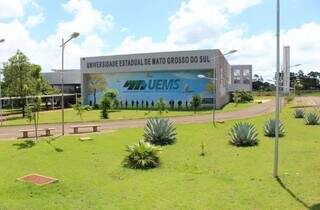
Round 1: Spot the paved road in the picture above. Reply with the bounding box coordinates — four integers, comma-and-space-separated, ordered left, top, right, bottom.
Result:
0, 100, 277, 140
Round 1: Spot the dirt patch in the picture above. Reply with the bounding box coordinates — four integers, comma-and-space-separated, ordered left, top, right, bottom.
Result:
17, 173, 58, 186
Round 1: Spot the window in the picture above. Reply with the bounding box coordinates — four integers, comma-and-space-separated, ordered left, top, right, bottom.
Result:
243, 69, 251, 84
233, 69, 241, 84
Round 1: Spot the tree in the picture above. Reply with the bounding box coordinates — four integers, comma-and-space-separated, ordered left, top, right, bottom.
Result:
99, 89, 119, 119
2, 51, 54, 117
25, 77, 44, 141
87, 74, 107, 107
155, 97, 167, 115
72, 98, 92, 120
190, 94, 202, 113
26, 96, 41, 141
252, 74, 273, 92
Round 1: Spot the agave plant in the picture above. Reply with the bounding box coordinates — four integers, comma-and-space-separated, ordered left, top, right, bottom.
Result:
305, 112, 320, 125
293, 109, 305, 119
144, 118, 177, 145
123, 140, 162, 169
229, 122, 258, 147
264, 119, 285, 137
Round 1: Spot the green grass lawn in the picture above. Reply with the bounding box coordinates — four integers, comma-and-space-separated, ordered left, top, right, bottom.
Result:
0, 104, 319, 209
2, 101, 255, 126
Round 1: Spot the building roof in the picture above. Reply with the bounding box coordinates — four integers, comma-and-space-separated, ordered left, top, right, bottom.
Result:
42, 69, 81, 85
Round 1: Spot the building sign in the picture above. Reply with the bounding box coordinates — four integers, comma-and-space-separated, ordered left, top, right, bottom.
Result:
123, 79, 180, 91
81, 50, 219, 73
86, 55, 211, 69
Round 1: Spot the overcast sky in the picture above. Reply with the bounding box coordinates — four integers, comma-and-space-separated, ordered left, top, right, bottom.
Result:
0, 0, 319, 79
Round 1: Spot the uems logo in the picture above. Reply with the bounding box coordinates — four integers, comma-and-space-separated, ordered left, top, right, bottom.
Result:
123, 80, 147, 90
123, 79, 180, 91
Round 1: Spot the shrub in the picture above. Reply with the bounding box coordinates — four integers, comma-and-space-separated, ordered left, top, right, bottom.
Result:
100, 89, 119, 119
155, 97, 167, 115
229, 122, 258, 147
293, 109, 305, 118
264, 119, 285, 137
232, 91, 253, 103
100, 95, 112, 119
72, 98, 92, 120
123, 140, 161, 169
285, 95, 295, 103
305, 112, 320, 125
144, 118, 177, 146
190, 94, 202, 113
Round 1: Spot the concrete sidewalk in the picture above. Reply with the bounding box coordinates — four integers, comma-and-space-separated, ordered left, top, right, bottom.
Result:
0, 100, 276, 140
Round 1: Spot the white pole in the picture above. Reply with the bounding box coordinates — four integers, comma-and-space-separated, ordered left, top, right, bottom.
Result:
274, 0, 280, 178
212, 57, 216, 127
0, 70, 2, 126
61, 38, 65, 135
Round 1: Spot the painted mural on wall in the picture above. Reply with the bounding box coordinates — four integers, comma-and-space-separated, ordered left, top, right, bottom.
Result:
84, 70, 215, 106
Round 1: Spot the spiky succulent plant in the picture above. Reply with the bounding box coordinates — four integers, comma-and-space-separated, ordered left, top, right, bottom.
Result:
305, 112, 320, 125
123, 140, 161, 169
293, 109, 305, 119
229, 122, 258, 147
264, 119, 285, 137
144, 118, 177, 146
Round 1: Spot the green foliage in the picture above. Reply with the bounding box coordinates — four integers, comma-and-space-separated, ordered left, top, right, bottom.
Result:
285, 94, 295, 103
293, 109, 305, 118
304, 112, 320, 125
264, 119, 285, 137
123, 140, 161, 169
232, 91, 253, 103
99, 89, 119, 119
190, 94, 202, 113
155, 97, 167, 115
2, 51, 55, 116
72, 98, 92, 120
144, 118, 177, 146
26, 96, 41, 141
229, 122, 258, 147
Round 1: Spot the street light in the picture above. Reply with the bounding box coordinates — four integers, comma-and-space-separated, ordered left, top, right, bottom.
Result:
198, 49, 238, 126
0, 39, 5, 126
274, 0, 281, 178
60, 32, 80, 135
0, 69, 3, 126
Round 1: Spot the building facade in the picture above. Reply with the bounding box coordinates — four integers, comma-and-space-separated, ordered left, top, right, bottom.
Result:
229, 65, 253, 91
42, 69, 81, 94
80, 49, 236, 109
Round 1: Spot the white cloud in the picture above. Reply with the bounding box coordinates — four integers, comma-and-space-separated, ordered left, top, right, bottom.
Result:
0, 0, 41, 19
113, 0, 319, 79
0, 0, 25, 19
0, 0, 112, 71
57, 0, 114, 37
25, 12, 45, 28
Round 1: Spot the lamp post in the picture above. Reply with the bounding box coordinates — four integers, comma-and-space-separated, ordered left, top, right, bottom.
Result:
197, 49, 238, 126
60, 32, 80, 135
274, 0, 281, 178
0, 69, 3, 126
0, 38, 5, 126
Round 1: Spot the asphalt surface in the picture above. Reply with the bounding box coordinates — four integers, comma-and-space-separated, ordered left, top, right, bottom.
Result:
0, 99, 278, 140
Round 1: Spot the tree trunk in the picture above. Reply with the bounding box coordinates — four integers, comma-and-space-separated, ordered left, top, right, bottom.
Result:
21, 99, 26, 117
93, 90, 96, 105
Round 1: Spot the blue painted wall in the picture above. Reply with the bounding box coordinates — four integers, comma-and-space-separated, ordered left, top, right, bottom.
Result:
85, 70, 214, 106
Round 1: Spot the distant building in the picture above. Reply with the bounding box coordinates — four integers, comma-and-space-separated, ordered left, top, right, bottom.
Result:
42, 69, 81, 106
42, 69, 81, 94
229, 65, 252, 91
43, 50, 253, 109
